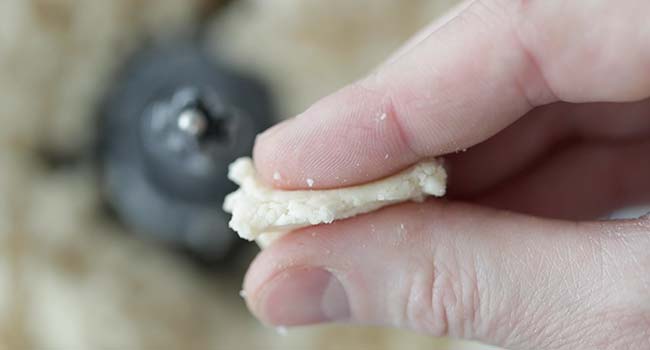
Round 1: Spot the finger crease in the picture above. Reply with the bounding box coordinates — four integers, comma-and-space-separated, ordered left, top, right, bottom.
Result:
384, 92, 422, 159
511, 24, 558, 107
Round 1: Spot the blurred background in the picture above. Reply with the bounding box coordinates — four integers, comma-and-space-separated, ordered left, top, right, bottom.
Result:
0, 0, 505, 349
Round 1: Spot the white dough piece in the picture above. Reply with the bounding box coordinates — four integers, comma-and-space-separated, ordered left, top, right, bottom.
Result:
223, 157, 447, 246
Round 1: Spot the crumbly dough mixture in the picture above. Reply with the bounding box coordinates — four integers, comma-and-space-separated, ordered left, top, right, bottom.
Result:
223, 157, 447, 246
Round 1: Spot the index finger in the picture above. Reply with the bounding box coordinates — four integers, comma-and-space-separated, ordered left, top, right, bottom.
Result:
254, 0, 650, 190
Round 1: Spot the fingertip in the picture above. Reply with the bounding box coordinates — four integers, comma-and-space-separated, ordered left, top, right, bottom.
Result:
242, 229, 351, 327
252, 120, 295, 188
251, 83, 419, 190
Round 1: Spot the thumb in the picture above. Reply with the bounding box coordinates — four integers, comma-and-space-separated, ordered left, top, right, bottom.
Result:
244, 202, 650, 349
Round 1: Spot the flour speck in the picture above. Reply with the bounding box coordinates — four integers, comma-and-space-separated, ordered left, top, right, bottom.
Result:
306, 178, 315, 188
276, 326, 288, 336
395, 223, 408, 246
273, 171, 282, 181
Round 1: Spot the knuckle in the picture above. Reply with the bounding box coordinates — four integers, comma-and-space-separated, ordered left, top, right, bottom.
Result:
403, 246, 482, 339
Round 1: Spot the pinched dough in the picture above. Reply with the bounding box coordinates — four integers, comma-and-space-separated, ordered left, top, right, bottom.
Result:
223, 157, 447, 246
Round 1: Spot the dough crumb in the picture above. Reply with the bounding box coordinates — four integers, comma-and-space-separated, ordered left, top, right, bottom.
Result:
306, 178, 315, 188
223, 157, 447, 247
273, 171, 282, 181
239, 290, 247, 299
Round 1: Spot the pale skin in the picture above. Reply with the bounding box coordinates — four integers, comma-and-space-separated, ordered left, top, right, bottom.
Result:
243, 1, 650, 349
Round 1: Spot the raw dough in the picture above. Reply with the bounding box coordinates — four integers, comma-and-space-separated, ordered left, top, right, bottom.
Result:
223, 157, 447, 246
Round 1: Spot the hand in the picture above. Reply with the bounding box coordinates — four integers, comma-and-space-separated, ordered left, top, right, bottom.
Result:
242, 1, 650, 349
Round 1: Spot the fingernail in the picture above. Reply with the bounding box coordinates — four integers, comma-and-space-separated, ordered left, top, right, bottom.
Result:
257, 268, 350, 326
